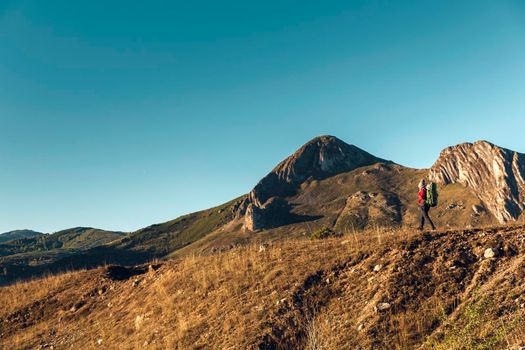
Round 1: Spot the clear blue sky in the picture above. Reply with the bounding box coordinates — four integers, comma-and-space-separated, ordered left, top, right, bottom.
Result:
1, 1, 525, 233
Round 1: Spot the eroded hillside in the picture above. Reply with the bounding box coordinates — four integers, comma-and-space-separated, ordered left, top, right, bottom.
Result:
1, 224, 524, 349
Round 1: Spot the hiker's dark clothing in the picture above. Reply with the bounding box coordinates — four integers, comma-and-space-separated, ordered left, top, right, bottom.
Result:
419, 203, 435, 230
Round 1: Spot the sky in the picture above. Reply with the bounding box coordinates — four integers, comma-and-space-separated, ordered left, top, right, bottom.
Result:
1, 0, 525, 233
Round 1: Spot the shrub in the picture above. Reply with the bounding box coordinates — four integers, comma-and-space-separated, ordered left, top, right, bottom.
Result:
309, 226, 340, 240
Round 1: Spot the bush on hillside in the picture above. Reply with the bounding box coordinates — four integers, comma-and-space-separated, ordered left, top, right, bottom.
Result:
309, 226, 341, 240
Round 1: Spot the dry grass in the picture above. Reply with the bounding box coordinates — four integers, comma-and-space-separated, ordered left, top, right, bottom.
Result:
0, 269, 87, 316
1, 224, 525, 349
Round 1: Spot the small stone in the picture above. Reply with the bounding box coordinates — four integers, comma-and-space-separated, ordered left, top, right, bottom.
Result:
373, 264, 382, 272
484, 248, 497, 259
357, 323, 364, 331
135, 315, 144, 330
375, 302, 391, 312
97, 339, 103, 345
326, 278, 330, 284
472, 204, 484, 215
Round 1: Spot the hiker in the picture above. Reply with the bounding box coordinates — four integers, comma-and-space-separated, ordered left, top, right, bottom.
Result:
418, 179, 436, 231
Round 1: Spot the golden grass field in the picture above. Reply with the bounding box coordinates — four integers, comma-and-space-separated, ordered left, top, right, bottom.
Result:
1, 224, 524, 349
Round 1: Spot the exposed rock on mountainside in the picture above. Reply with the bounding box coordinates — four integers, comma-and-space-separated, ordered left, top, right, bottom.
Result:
244, 197, 290, 231
239, 136, 389, 230
334, 191, 402, 231
429, 141, 525, 223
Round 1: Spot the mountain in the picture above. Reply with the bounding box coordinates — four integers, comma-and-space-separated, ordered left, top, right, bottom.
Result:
429, 140, 525, 223
236, 135, 390, 231
0, 229, 43, 243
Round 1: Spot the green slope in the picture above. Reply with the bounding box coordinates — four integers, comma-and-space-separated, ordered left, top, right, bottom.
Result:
111, 196, 244, 256
0, 230, 43, 243
0, 227, 126, 257
0, 227, 127, 285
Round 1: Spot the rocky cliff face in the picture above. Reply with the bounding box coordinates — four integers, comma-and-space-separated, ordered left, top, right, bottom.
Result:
240, 136, 388, 231
429, 141, 525, 223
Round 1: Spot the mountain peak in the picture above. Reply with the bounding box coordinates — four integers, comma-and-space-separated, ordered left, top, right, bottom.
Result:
263, 135, 388, 201
473, 140, 494, 146
303, 134, 340, 143
297, 134, 351, 150
239, 136, 388, 230
429, 141, 525, 223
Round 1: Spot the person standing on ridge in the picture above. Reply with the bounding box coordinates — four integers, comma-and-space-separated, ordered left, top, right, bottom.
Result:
418, 179, 436, 231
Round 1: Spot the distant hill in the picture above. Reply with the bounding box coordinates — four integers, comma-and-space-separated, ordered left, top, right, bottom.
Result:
0, 227, 126, 257
0, 230, 43, 243
0, 227, 127, 285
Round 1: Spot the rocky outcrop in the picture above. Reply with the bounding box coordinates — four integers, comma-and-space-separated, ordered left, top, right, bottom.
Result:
429, 141, 525, 223
244, 197, 291, 231
334, 191, 402, 231
240, 136, 388, 231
